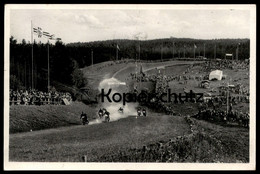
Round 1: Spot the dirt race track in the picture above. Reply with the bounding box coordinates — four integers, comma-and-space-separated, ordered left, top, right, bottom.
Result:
9, 113, 190, 162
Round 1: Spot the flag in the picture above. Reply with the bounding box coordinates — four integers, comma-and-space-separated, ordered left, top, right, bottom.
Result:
117, 44, 120, 51
43, 31, 51, 38
49, 34, 56, 40
194, 44, 197, 49
42, 31, 56, 40
49, 35, 61, 41
33, 27, 43, 38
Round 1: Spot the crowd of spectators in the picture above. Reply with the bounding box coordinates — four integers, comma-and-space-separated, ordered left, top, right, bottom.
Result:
9, 88, 72, 105
195, 103, 249, 128
130, 59, 249, 126
130, 64, 208, 83
198, 59, 249, 73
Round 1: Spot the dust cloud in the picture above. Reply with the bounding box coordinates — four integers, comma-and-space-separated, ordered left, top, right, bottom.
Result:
89, 77, 138, 125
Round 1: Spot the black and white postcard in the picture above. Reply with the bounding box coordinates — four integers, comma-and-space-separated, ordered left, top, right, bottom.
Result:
4, 4, 256, 170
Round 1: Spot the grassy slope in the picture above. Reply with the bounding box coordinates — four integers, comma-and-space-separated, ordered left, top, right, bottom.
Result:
193, 119, 249, 162
97, 117, 249, 162
9, 113, 190, 162
9, 102, 98, 133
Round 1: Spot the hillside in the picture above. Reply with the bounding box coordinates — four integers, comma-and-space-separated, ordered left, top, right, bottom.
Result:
9, 102, 97, 133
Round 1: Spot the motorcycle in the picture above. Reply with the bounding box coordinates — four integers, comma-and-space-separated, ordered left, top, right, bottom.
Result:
81, 116, 89, 125
98, 109, 104, 119
118, 107, 124, 113
104, 112, 110, 122
142, 110, 147, 117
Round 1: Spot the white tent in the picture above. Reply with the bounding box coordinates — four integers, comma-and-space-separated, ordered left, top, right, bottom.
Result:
62, 98, 70, 105
209, 70, 223, 81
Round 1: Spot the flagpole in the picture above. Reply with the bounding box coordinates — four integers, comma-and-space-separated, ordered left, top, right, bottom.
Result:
214, 44, 216, 59
116, 44, 118, 61
204, 43, 206, 58
184, 45, 185, 58
172, 41, 174, 59
31, 20, 34, 90
91, 49, 93, 66
139, 42, 140, 61
194, 45, 196, 59
47, 40, 50, 92
161, 44, 163, 62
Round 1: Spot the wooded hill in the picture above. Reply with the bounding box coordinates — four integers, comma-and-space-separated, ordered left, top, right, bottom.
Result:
10, 36, 249, 92
67, 37, 249, 67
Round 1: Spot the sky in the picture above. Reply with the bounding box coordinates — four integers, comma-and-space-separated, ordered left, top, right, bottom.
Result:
8, 5, 252, 44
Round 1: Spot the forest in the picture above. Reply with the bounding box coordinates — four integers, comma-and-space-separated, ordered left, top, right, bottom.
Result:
9, 36, 250, 92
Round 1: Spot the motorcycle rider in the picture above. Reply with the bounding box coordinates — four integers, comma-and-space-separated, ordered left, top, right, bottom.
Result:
104, 110, 110, 122
142, 108, 147, 117
98, 108, 103, 118
80, 111, 89, 125
118, 106, 124, 113
137, 107, 142, 116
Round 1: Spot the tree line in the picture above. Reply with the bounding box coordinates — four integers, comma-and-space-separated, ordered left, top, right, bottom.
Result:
9, 36, 250, 92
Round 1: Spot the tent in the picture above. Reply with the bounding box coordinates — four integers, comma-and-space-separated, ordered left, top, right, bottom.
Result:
62, 98, 70, 105
209, 70, 223, 81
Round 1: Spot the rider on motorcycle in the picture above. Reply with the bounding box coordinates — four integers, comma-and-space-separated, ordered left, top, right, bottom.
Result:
142, 108, 147, 117
104, 110, 110, 122
118, 106, 124, 113
80, 111, 89, 125
137, 107, 142, 117
98, 108, 103, 118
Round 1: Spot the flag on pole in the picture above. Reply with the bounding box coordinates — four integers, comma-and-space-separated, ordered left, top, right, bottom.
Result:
43, 31, 51, 38
49, 34, 61, 41
117, 44, 120, 51
49, 34, 56, 40
33, 27, 43, 38
194, 44, 197, 49
43, 31, 61, 41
